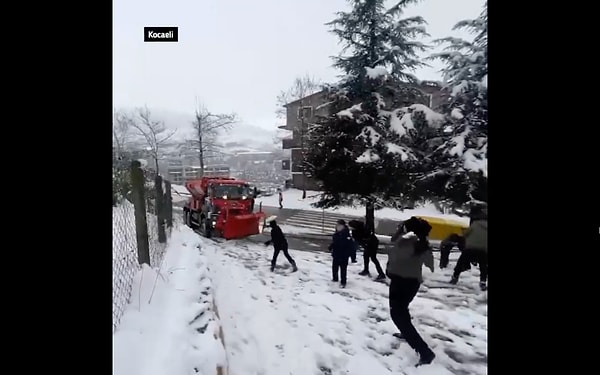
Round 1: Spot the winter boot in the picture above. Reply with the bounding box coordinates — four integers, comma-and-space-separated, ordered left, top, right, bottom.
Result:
270, 264, 275, 272
480, 281, 487, 291
449, 275, 458, 285
416, 350, 435, 367
291, 262, 298, 272
375, 274, 386, 281
358, 270, 370, 276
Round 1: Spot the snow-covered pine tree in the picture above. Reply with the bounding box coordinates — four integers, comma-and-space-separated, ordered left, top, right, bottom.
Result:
304, 0, 434, 229
422, 2, 488, 209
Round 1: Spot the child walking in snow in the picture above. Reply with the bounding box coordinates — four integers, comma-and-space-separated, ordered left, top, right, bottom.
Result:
264, 218, 297, 272
278, 190, 283, 209
387, 217, 436, 367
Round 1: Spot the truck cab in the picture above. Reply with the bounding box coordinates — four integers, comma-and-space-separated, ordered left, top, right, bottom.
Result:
184, 177, 263, 239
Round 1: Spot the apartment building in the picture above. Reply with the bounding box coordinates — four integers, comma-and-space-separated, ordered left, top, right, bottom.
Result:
279, 81, 445, 190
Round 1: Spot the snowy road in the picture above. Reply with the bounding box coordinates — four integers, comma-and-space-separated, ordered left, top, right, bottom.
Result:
203, 238, 487, 375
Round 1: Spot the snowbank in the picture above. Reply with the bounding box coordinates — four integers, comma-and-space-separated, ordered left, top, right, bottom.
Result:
113, 226, 226, 375
258, 189, 469, 225
202, 238, 487, 375
171, 184, 188, 195
171, 183, 191, 204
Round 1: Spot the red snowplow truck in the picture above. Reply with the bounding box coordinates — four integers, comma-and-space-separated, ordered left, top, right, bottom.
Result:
183, 177, 265, 240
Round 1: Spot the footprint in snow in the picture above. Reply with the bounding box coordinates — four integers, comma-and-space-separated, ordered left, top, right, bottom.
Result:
285, 318, 298, 328
431, 333, 454, 343
318, 333, 334, 346
448, 328, 476, 338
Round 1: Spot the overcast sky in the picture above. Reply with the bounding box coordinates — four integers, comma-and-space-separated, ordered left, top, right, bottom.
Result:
113, 0, 485, 132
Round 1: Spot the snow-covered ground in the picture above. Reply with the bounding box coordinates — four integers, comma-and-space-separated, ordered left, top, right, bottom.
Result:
114, 225, 486, 375
113, 226, 226, 375
258, 189, 469, 225
275, 223, 324, 235
204, 238, 487, 375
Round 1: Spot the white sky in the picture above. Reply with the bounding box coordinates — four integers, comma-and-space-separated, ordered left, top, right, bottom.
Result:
113, 0, 485, 132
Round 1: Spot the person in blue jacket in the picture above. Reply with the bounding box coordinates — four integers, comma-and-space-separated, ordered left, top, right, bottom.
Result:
328, 219, 355, 287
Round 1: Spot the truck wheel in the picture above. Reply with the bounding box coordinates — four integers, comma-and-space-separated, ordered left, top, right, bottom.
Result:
189, 212, 199, 230
202, 217, 212, 239
183, 209, 190, 227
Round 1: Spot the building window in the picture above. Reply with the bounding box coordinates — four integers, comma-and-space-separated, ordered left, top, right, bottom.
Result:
290, 149, 304, 173
297, 106, 313, 120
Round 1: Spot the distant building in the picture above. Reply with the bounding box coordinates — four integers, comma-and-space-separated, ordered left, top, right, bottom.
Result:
279, 81, 446, 191
279, 90, 329, 191
203, 165, 231, 178
165, 163, 231, 185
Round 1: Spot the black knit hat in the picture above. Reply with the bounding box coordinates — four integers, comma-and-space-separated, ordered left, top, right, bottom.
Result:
404, 217, 432, 238
337, 219, 346, 226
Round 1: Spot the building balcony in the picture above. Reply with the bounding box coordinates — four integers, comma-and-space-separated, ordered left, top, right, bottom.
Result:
282, 138, 301, 149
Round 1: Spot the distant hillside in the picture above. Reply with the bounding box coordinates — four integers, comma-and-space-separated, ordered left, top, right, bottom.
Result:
116, 107, 280, 153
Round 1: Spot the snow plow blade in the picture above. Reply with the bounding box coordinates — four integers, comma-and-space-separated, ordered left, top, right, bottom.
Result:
222, 213, 265, 240
415, 216, 469, 241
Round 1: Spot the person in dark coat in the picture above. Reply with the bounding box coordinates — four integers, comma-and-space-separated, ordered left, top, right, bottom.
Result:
350, 240, 358, 264
278, 190, 283, 209
450, 206, 488, 290
250, 186, 258, 212
328, 219, 354, 287
348, 219, 365, 265
349, 220, 385, 280
439, 233, 465, 269
439, 205, 484, 269
387, 216, 436, 367
264, 219, 297, 272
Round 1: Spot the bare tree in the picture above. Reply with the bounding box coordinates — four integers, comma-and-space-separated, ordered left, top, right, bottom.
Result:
186, 103, 238, 176
276, 74, 322, 198
130, 106, 177, 175
112, 109, 134, 160
275, 74, 323, 119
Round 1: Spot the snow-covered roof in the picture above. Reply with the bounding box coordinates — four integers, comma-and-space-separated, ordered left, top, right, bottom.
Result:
283, 90, 327, 107
235, 151, 273, 155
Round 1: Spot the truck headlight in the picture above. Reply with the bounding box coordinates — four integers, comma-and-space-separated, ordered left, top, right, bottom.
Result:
212, 221, 216, 226
242, 195, 247, 200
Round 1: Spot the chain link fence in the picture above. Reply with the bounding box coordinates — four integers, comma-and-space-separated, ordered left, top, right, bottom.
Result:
112, 160, 174, 333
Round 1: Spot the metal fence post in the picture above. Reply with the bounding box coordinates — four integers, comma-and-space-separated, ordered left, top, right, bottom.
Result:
155, 175, 167, 243
130, 160, 150, 265
164, 180, 173, 229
